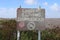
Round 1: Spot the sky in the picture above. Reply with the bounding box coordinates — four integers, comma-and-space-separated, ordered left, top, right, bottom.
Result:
0, 0, 60, 18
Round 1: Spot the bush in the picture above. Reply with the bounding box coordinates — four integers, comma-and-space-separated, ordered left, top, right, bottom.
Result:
41, 27, 60, 40
0, 20, 16, 40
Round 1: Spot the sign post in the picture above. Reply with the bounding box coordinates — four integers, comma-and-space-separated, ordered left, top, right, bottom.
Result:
17, 6, 45, 40
17, 30, 20, 40
38, 31, 41, 40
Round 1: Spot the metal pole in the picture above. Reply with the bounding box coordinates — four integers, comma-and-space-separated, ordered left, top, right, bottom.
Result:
17, 30, 20, 40
38, 31, 41, 40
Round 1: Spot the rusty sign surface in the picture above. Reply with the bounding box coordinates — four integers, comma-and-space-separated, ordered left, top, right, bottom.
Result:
17, 7, 45, 31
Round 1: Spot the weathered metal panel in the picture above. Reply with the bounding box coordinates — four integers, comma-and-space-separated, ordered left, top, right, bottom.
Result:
17, 8, 45, 31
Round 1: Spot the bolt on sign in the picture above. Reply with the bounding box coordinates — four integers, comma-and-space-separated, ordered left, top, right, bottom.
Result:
17, 7, 45, 31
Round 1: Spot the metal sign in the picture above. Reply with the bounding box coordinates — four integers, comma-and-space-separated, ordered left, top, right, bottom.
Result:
17, 8, 45, 31
27, 22, 35, 30
18, 22, 25, 28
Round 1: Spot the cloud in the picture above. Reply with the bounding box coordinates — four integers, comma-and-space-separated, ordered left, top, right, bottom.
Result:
0, 8, 17, 18
46, 3, 60, 18
43, 2, 48, 6
50, 3, 60, 11
24, 0, 37, 5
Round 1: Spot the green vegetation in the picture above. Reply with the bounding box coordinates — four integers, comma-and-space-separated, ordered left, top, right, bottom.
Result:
20, 31, 38, 40
41, 27, 60, 40
0, 20, 16, 40
0, 20, 60, 40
